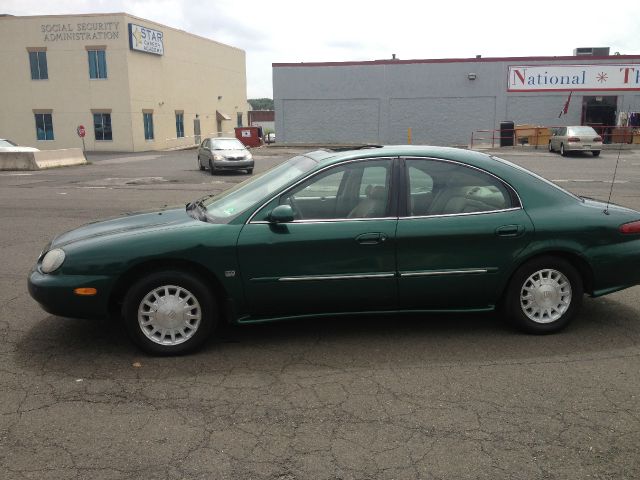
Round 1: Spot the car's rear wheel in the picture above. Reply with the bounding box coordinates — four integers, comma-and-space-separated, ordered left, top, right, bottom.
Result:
123, 270, 217, 355
505, 256, 583, 334
560, 143, 567, 156
548, 141, 553, 152
592, 151, 601, 157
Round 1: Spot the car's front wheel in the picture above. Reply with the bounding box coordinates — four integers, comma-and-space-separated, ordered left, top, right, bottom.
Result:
197, 156, 205, 170
592, 151, 601, 157
504, 256, 583, 334
122, 270, 217, 355
209, 160, 216, 175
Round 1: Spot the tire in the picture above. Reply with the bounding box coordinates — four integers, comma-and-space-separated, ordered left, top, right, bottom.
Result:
592, 151, 601, 157
560, 143, 567, 156
247, 168, 253, 174
548, 141, 553, 153
209, 159, 216, 175
198, 156, 205, 170
122, 270, 217, 355
504, 256, 583, 334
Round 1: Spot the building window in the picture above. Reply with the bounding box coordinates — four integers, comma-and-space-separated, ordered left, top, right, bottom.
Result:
143, 112, 154, 140
88, 49, 107, 79
93, 113, 112, 140
29, 51, 48, 80
237, 112, 243, 128
34, 113, 54, 140
175, 113, 184, 138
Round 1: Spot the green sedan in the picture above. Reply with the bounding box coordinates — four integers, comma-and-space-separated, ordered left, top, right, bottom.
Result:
28, 146, 640, 355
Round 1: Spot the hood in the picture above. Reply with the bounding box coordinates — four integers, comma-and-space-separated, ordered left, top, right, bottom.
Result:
51, 207, 195, 249
218, 149, 248, 157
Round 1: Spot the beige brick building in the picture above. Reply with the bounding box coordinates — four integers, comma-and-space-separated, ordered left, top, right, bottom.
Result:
0, 13, 248, 152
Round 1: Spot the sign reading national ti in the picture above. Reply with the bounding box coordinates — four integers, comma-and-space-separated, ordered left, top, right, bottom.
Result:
508, 64, 640, 92
128, 23, 164, 55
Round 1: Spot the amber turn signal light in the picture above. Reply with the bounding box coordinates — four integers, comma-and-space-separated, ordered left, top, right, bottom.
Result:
74, 287, 97, 296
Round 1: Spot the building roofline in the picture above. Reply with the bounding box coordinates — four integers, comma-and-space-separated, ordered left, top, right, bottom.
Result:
0, 12, 245, 53
273, 54, 640, 68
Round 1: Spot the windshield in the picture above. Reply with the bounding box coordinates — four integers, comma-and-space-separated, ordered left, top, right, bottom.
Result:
0, 139, 18, 147
202, 154, 319, 223
211, 138, 245, 150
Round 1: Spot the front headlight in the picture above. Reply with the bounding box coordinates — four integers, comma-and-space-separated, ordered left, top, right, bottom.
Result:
245, 152, 253, 160
212, 154, 224, 161
41, 248, 65, 273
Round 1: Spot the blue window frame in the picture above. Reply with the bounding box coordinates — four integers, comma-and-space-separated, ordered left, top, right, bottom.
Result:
34, 113, 54, 140
88, 50, 107, 79
175, 113, 184, 138
93, 113, 112, 140
143, 113, 154, 140
29, 51, 48, 80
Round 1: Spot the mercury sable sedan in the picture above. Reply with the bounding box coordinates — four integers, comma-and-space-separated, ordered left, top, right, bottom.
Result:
28, 146, 640, 354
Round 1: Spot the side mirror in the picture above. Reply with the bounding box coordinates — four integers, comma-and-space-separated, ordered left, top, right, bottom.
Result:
269, 205, 294, 223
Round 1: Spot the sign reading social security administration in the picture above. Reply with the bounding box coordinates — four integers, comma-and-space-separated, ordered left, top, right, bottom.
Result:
508, 64, 640, 92
128, 23, 164, 55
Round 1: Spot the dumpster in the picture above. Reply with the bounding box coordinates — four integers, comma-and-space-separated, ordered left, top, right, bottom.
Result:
235, 127, 262, 148
500, 121, 515, 147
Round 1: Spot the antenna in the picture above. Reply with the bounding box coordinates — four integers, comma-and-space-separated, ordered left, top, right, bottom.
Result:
603, 113, 627, 215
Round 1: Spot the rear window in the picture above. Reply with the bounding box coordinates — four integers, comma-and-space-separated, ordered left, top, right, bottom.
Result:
567, 127, 597, 136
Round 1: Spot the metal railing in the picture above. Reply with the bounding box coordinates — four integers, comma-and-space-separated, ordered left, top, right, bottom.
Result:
470, 125, 639, 150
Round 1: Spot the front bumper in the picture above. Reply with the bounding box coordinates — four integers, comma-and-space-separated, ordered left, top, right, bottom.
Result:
28, 270, 113, 320
214, 159, 254, 170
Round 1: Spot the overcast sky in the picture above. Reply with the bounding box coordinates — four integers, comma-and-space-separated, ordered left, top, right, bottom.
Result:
4, 0, 640, 98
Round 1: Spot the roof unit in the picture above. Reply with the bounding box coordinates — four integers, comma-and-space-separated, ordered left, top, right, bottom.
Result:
573, 47, 610, 56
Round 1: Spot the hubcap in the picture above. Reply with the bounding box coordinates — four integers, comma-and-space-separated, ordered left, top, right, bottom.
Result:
138, 285, 201, 345
520, 269, 572, 324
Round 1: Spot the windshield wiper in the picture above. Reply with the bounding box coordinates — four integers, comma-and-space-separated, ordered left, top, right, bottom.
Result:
186, 194, 215, 222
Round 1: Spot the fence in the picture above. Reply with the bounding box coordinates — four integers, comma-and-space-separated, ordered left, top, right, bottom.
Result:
470, 125, 640, 150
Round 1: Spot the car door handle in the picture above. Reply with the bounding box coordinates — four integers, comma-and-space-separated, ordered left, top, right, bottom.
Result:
495, 225, 524, 237
356, 233, 387, 245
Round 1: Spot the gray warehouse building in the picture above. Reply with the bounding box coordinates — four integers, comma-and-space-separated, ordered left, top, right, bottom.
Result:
273, 51, 640, 146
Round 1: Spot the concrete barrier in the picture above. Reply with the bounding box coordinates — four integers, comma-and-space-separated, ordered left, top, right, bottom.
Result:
0, 148, 87, 171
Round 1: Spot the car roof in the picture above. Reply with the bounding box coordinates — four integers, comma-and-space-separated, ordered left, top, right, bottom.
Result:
312, 145, 499, 170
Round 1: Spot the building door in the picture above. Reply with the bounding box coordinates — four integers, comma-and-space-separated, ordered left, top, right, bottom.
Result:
193, 117, 201, 145
581, 96, 617, 143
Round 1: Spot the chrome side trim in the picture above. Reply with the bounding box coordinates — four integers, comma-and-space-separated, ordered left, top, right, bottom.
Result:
400, 268, 489, 277
278, 273, 396, 282
250, 216, 397, 225
247, 156, 397, 224
399, 207, 521, 220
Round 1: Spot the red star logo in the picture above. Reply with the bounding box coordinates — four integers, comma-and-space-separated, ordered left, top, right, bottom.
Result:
596, 72, 608, 83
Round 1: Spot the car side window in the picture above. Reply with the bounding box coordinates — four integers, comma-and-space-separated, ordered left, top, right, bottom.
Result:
280, 159, 392, 220
406, 159, 513, 216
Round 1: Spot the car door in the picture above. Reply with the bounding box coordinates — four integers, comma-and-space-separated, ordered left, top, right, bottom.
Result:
396, 157, 534, 310
198, 139, 209, 166
237, 157, 399, 317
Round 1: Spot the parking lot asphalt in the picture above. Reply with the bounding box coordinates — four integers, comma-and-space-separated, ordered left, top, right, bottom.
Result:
1, 146, 639, 479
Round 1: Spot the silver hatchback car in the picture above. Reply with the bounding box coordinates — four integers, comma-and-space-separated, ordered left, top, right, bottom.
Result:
197, 137, 254, 174
548, 126, 603, 157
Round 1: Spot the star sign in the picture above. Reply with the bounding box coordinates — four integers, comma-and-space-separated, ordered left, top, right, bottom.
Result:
133, 28, 143, 46
596, 72, 608, 83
